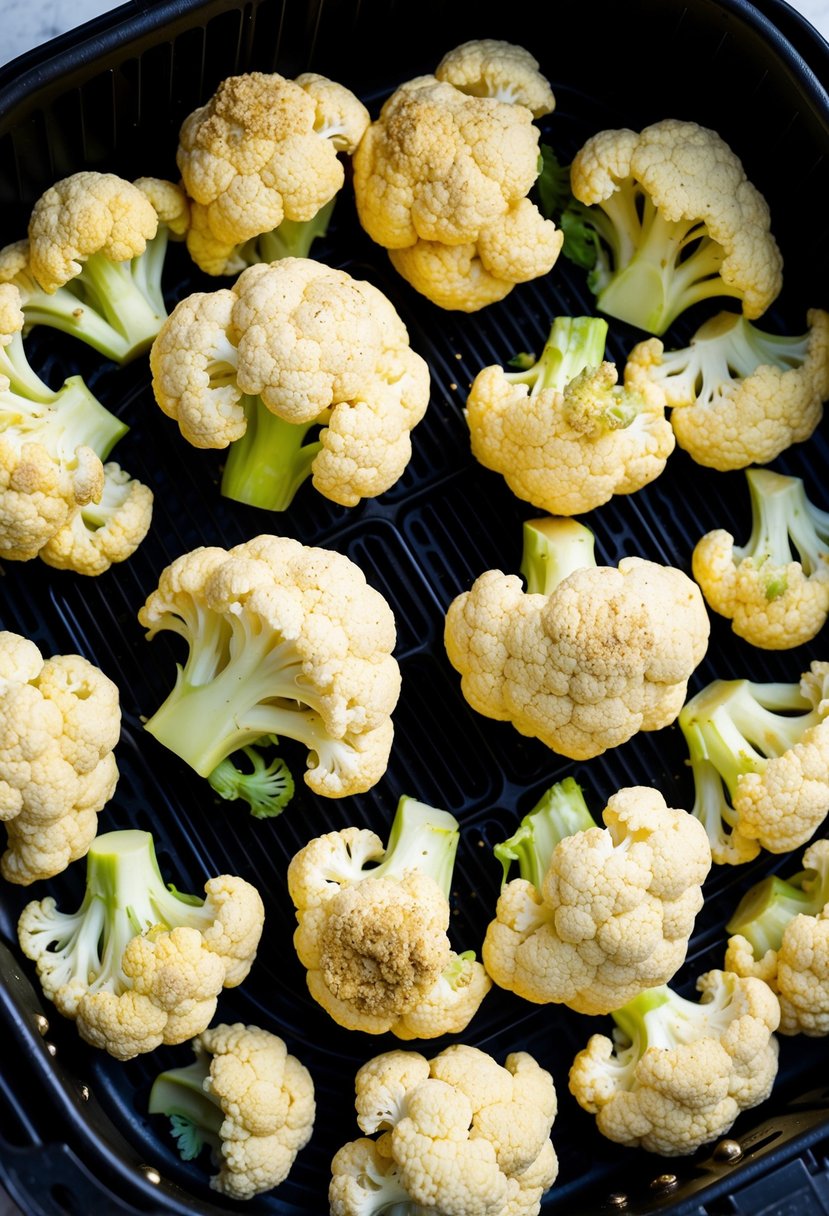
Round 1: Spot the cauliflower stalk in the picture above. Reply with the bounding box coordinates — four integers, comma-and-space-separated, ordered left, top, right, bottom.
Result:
287, 794, 491, 1038
482, 777, 711, 1015
149, 1022, 315, 1199
725, 839, 829, 1036
208, 732, 295, 820
352, 39, 562, 312
692, 468, 829, 650
17, 828, 264, 1060
678, 661, 829, 865
0, 630, 120, 885
0, 283, 152, 573
149, 257, 430, 512
138, 534, 401, 801
0, 173, 189, 364
465, 314, 675, 516
568, 119, 782, 335
568, 970, 780, 1156
444, 515, 710, 760
329, 1043, 559, 1216
177, 70, 370, 276
628, 309, 829, 470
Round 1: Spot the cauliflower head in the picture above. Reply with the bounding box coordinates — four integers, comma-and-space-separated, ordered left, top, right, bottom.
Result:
330, 1043, 558, 1215
287, 796, 491, 1037
569, 971, 781, 1156
444, 517, 710, 761
0, 631, 120, 884
177, 70, 370, 275
569, 118, 783, 335
149, 257, 430, 511
466, 315, 675, 516
17, 829, 265, 1059
149, 1022, 315, 1199
628, 309, 829, 471
691, 468, 829, 651
725, 838, 829, 1036
139, 534, 401, 799
483, 781, 712, 1015
352, 40, 561, 311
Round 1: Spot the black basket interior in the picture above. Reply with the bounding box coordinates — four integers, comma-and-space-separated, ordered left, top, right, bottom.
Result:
0, 1, 828, 1214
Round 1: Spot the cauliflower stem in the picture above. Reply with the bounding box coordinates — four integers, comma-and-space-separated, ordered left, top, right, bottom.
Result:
494, 775, 598, 887
2, 368, 128, 463
519, 515, 597, 596
149, 1057, 224, 1160
219, 394, 324, 511
208, 733, 295, 818
733, 468, 829, 597
726, 848, 829, 958
236, 196, 336, 269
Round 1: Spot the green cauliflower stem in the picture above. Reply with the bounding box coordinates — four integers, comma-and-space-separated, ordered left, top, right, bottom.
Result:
726, 848, 829, 959
494, 775, 598, 889
219, 395, 326, 512
149, 1057, 224, 1161
519, 515, 597, 597
234, 196, 336, 271
734, 469, 829, 595
1, 363, 128, 466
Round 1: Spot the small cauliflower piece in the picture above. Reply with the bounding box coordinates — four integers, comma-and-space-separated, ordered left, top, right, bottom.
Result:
177, 70, 369, 276
139, 534, 401, 801
330, 1043, 558, 1215
569, 119, 783, 335
0, 284, 152, 573
444, 515, 710, 761
0, 173, 189, 364
482, 777, 712, 1015
149, 1022, 315, 1199
466, 314, 674, 516
725, 838, 829, 1036
149, 257, 430, 511
569, 970, 780, 1156
352, 40, 561, 312
692, 468, 829, 650
287, 794, 491, 1037
628, 309, 829, 470
678, 661, 829, 864
17, 829, 264, 1059
0, 631, 120, 884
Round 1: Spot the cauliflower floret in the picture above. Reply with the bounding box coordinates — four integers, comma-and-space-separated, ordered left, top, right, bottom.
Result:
679, 661, 829, 864
725, 838, 829, 1036
569, 118, 783, 334
287, 796, 491, 1037
628, 309, 829, 470
353, 41, 561, 312
692, 468, 829, 650
0, 632, 120, 884
444, 516, 710, 761
330, 1044, 558, 1215
466, 314, 674, 516
149, 257, 430, 511
17, 829, 265, 1059
139, 534, 401, 801
483, 778, 712, 1015
177, 70, 369, 275
149, 1022, 315, 1199
569, 971, 780, 1155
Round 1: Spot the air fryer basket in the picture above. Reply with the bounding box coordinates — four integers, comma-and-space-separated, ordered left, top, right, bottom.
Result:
0, 0, 828, 1213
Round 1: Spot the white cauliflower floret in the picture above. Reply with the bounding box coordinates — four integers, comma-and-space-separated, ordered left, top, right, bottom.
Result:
330, 1044, 558, 1215
466, 314, 674, 516
149, 1022, 315, 1199
138, 534, 401, 801
569, 118, 783, 334
482, 778, 712, 1015
353, 40, 561, 311
444, 516, 710, 761
569, 971, 780, 1155
17, 829, 264, 1059
149, 257, 430, 511
0, 631, 120, 884
287, 796, 491, 1037
177, 70, 369, 275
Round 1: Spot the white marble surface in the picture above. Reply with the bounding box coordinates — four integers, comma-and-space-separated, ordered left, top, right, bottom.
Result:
0, 0, 826, 64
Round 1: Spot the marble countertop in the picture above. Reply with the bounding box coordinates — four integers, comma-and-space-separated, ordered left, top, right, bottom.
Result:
0, 0, 827, 64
